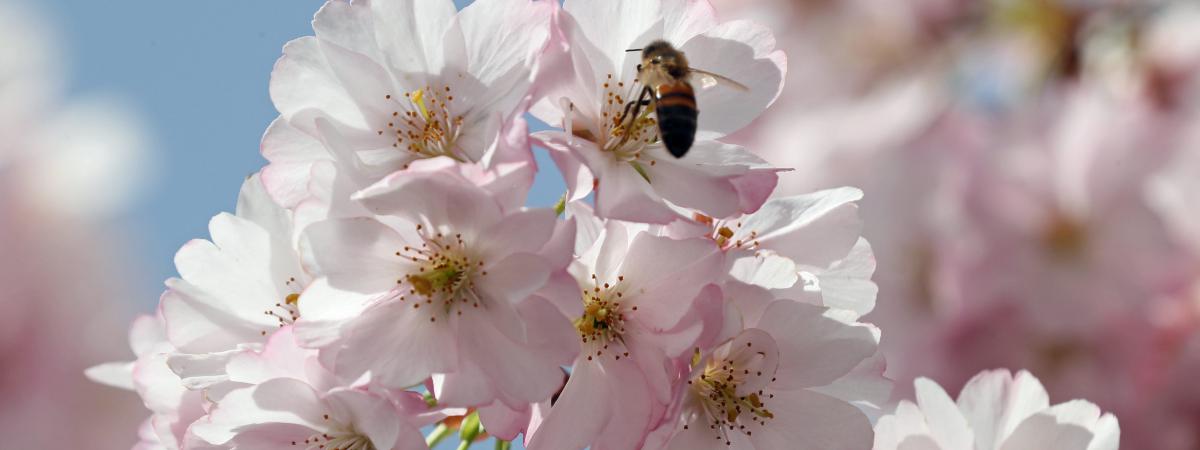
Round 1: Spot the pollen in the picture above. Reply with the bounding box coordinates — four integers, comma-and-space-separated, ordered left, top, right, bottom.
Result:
690, 352, 776, 445
391, 227, 482, 323
584, 73, 661, 165
378, 86, 467, 163
708, 220, 758, 251
292, 415, 375, 450
574, 274, 633, 358
262, 277, 304, 333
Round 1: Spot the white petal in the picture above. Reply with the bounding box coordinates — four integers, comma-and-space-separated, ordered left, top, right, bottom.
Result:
333, 296, 458, 388
312, 0, 382, 62
525, 361, 611, 450
235, 173, 295, 247
754, 300, 878, 390
84, 362, 135, 391
681, 20, 784, 140
914, 377, 974, 450
996, 370, 1051, 442
455, 0, 551, 85
354, 167, 505, 233
746, 187, 864, 268
813, 238, 878, 317
371, 0, 458, 74
728, 251, 799, 290
620, 233, 723, 328
299, 218, 408, 294
997, 411, 1095, 450
746, 389, 873, 450
160, 279, 264, 353
562, 0, 661, 75
270, 37, 367, 130
873, 401, 934, 450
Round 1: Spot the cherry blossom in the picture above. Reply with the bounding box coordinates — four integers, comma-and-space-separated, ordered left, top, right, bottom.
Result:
261, 0, 552, 209
526, 221, 725, 450
874, 370, 1120, 450
191, 379, 427, 450
648, 297, 884, 450
158, 174, 312, 389
86, 315, 208, 450
671, 187, 877, 317
530, 0, 785, 223
296, 165, 575, 411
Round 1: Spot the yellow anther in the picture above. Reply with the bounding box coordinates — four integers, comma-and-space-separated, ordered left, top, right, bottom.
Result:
410, 89, 431, 121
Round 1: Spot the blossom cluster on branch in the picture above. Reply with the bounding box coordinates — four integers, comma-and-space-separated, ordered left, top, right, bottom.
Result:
88, 1, 1122, 449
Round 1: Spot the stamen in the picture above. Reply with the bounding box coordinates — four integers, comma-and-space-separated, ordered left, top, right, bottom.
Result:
378, 86, 467, 162
262, 277, 304, 334
573, 275, 633, 358
391, 229, 482, 321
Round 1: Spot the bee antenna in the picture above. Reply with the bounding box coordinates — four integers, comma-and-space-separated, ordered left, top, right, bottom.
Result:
625, 48, 643, 52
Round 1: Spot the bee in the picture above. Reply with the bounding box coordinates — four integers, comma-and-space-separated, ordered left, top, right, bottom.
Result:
621, 40, 748, 158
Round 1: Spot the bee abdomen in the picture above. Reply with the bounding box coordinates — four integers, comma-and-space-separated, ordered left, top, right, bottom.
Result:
657, 104, 698, 158
655, 84, 698, 158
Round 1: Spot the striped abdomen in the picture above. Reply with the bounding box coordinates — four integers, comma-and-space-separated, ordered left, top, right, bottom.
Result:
654, 81, 698, 158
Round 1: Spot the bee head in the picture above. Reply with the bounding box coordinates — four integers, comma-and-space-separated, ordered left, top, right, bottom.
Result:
632, 40, 688, 77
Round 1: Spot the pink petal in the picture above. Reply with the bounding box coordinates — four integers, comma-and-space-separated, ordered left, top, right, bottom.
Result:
332, 297, 459, 388
753, 300, 877, 390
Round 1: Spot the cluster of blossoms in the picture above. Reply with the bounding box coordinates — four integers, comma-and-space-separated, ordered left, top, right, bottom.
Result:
89, 1, 1126, 449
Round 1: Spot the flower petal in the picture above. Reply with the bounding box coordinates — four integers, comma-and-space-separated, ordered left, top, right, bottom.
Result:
299, 217, 408, 294
270, 36, 367, 130
914, 378, 974, 450
746, 389, 873, 450
753, 300, 877, 390
681, 20, 785, 140
333, 296, 459, 388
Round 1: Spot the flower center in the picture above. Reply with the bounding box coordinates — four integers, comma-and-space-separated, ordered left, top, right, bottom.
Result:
574, 73, 661, 179
261, 276, 304, 336
695, 214, 760, 251
574, 274, 636, 361
379, 86, 467, 163
1042, 214, 1087, 258
393, 225, 485, 322
685, 335, 778, 445
688, 360, 776, 445
295, 426, 374, 450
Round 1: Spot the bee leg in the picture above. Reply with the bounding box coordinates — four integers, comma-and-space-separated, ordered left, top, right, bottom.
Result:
618, 87, 653, 128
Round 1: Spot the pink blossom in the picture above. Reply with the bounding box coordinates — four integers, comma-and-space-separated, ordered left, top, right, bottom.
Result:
87, 315, 209, 450
529, 0, 785, 223
874, 370, 1120, 450
647, 296, 885, 450
191, 379, 427, 450
295, 165, 575, 411
526, 221, 725, 450
157, 174, 312, 389
672, 187, 878, 317
261, 0, 552, 209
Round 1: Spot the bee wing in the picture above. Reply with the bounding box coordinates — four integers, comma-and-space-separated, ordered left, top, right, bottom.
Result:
689, 68, 749, 92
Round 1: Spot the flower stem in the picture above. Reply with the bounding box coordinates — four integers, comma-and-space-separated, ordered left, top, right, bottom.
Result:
426, 423, 453, 447
495, 440, 512, 450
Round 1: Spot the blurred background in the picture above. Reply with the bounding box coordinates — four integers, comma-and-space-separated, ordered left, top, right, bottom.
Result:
1, 0, 1198, 449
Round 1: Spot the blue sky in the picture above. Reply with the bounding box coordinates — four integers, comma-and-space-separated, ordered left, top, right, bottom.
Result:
42, 0, 563, 310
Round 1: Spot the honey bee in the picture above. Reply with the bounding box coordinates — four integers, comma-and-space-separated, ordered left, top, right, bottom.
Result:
621, 40, 748, 158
